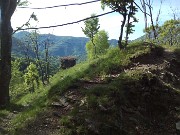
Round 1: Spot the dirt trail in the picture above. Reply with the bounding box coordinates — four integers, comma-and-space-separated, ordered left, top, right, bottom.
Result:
20, 48, 180, 135
1, 47, 180, 135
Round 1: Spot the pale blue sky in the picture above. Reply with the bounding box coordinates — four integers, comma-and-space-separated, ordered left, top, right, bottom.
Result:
12, 0, 180, 40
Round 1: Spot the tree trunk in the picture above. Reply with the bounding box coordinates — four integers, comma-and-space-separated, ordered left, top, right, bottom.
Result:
45, 41, 49, 84
91, 36, 97, 58
148, 0, 157, 40
125, 3, 133, 47
118, 14, 126, 49
0, 0, 17, 107
0, 14, 11, 107
0, 22, 12, 106
32, 31, 45, 85
141, 0, 147, 31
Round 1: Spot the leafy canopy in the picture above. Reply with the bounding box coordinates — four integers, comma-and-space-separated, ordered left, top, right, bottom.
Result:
86, 30, 110, 59
24, 63, 39, 92
82, 14, 100, 39
159, 19, 180, 46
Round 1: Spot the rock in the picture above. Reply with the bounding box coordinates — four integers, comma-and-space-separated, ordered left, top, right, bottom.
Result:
51, 102, 64, 107
59, 97, 69, 107
51, 97, 69, 107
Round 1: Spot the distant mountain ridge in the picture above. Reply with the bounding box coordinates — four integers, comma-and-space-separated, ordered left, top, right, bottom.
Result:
12, 31, 118, 58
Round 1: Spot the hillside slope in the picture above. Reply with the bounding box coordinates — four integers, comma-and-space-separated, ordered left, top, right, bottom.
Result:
0, 43, 180, 135
12, 31, 118, 58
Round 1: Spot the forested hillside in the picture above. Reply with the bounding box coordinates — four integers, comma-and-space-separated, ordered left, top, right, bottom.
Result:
12, 31, 118, 58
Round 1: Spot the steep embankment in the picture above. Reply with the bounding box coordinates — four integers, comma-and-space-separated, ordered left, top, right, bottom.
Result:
17, 44, 180, 135
1, 43, 180, 135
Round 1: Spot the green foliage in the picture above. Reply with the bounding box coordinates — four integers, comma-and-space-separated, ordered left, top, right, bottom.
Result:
17, 0, 30, 6
10, 59, 25, 100
2, 42, 157, 135
86, 30, 110, 59
101, 0, 131, 11
159, 19, 180, 46
86, 41, 94, 60
82, 14, 100, 57
95, 30, 110, 54
101, 0, 138, 48
125, 2, 138, 46
24, 63, 39, 92
82, 14, 100, 40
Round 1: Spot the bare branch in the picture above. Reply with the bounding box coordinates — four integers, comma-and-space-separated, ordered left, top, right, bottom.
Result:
133, 1, 150, 16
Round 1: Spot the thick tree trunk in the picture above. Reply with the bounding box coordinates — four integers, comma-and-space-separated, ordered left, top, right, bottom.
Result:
0, 0, 17, 107
0, 18, 12, 107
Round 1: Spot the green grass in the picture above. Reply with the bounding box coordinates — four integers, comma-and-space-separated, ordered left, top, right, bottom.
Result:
0, 41, 158, 134
59, 69, 150, 134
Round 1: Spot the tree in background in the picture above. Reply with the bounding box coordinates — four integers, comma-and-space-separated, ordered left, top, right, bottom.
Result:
82, 14, 100, 58
43, 38, 51, 84
140, 0, 147, 34
86, 30, 110, 60
101, 0, 137, 49
20, 31, 52, 85
29, 30, 46, 85
144, 0, 157, 40
125, 1, 138, 47
140, 0, 163, 41
10, 58, 29, 98
159, 19, 180, 46
24, 63, 39, 93
10, 59, 24, 93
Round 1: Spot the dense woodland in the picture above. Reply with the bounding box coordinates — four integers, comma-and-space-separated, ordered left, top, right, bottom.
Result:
0, 0, 180, 135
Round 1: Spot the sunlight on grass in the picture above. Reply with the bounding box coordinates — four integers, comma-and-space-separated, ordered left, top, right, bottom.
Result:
1, 41, 157, 134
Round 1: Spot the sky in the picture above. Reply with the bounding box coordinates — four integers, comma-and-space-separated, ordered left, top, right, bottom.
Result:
11, 0, 180, 40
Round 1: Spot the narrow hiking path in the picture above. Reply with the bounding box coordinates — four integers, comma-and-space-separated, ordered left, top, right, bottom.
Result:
19, 47, 180, 135
1, 47, 180, 135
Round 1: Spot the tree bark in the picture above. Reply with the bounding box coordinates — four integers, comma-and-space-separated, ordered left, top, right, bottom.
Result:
140, 0, 147, 31
44, 41, 49, 84
125, 2, 133, 47
118, 13, 126, 49
91, 37, 97, 58
0, 0, 17, 107
31, 31, 45, 85
0, 21, 12, 106
147, 0, 157, 40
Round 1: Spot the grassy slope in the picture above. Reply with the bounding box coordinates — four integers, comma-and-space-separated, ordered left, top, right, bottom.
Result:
0, 41, 180, 135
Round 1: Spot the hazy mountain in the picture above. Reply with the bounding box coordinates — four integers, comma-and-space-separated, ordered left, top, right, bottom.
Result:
12, 31, 118, 58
